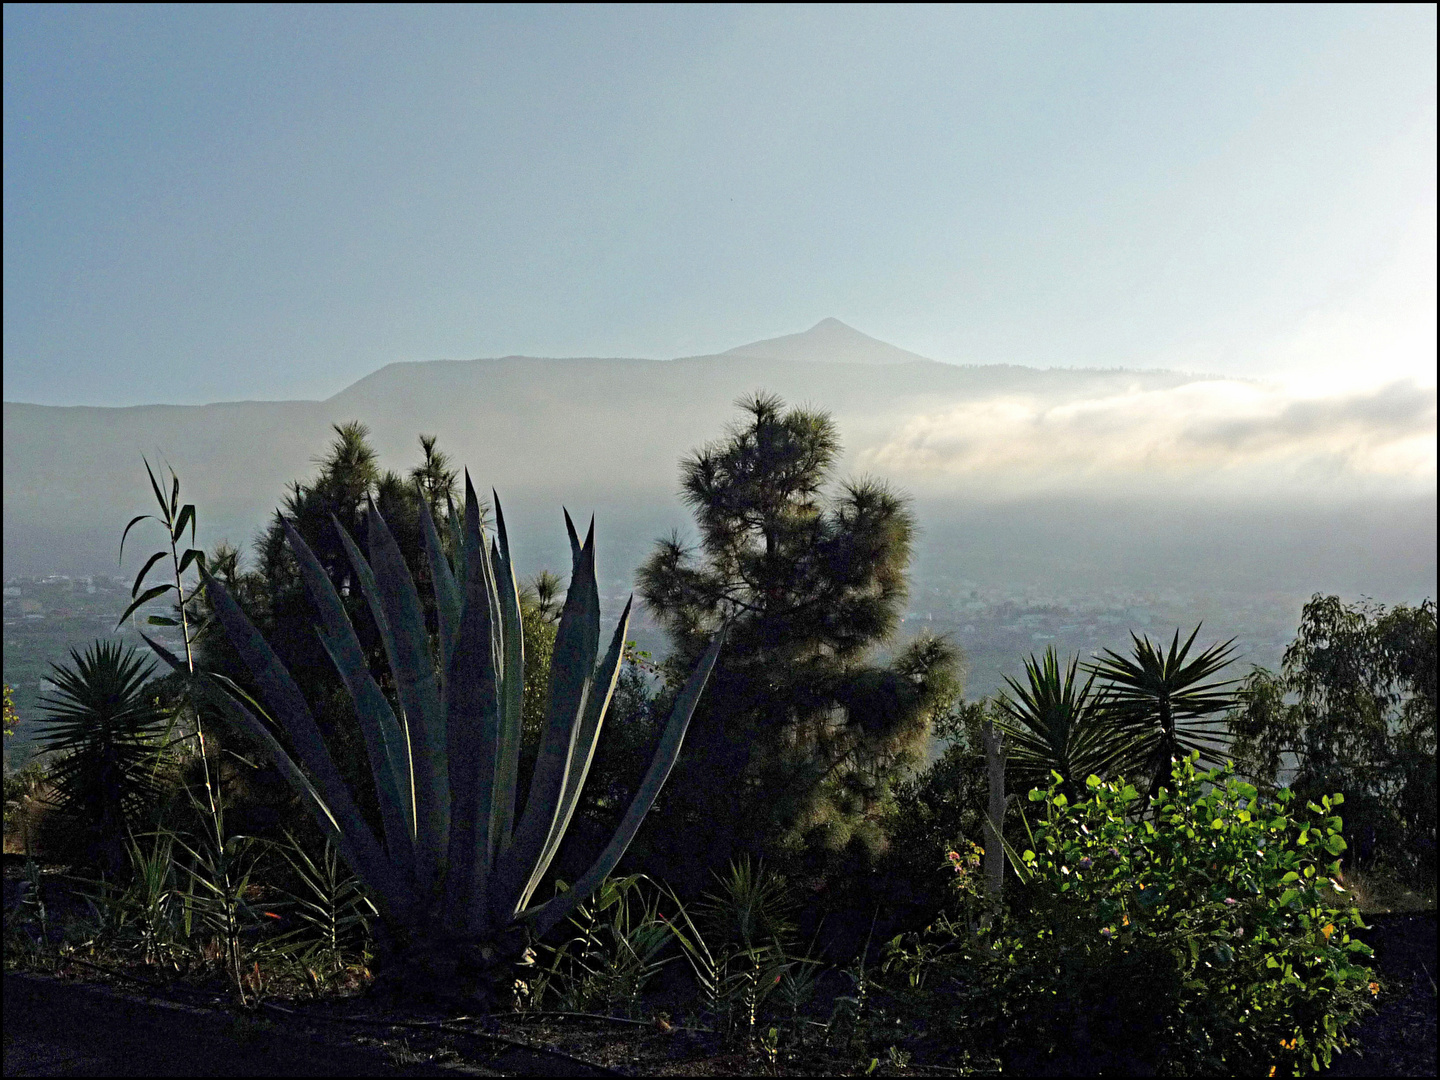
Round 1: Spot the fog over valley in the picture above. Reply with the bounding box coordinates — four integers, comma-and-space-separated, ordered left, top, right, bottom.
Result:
6, 320, 1434, 702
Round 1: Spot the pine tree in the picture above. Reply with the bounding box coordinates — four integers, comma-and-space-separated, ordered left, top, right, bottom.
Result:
636, 393, 959, 889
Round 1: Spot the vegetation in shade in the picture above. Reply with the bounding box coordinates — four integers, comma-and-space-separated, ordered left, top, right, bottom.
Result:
637, 392, 960, 888
885, 755, 1378, 1076
1228, 594, 1437, 885
1086, 625, 1241, 798
148, 465, 726, 1006
3, 684, 18, 739
993, 646, 1124, 801
33, 642, 172, 870
3, 402, 1428, 1075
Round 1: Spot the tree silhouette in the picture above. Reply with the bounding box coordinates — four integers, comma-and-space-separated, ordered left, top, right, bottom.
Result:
637, 393, 959, 888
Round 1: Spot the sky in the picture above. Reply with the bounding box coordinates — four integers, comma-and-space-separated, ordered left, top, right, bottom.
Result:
3, 4, 1436, 407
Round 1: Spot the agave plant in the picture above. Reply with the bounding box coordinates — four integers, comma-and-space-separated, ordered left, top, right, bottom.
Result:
1086, 626, 1239, 799
994, 646, 1136, 800
144, 474, 724, 1003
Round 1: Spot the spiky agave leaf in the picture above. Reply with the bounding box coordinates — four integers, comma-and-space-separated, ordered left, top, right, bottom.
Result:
332, 507, 447, 893
489, 492, 526, 857
442, 478, 502, 927
142, 600, 418, 924
491, 513, 601, 923
526, 622, 728, 939
281, 518, 415, 877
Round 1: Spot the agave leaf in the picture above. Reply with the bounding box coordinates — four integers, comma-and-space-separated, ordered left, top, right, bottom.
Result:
116, 583, 175, 630
336, 508, 447, 888
490, 492, 525, 854
139, 632, 416, 923
196, 569, 410, 911
564, 509, 583, 570
285, 519, 415, 870
526, 622, 727, 937
445, 492, 468, 592
493, 517, 600, 920
418, 490, 462, 681
299, 639, 415, 871
443, 478, 501, 929
519, 595, 633, 912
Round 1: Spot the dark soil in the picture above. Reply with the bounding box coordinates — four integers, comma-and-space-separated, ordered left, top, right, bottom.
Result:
1323, 911, 1437, 1077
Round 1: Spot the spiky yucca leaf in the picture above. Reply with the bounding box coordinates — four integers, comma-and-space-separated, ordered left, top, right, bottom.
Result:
1086, 626, 1239, 795
994, 647, 1138, 797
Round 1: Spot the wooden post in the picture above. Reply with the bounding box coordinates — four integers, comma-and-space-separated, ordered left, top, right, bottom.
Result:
980, 718, 1007, 928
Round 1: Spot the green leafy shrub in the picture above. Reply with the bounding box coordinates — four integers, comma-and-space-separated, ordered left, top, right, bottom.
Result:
887, 755, 1377, 1076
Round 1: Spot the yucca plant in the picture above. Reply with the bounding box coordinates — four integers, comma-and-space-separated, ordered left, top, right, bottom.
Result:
144, 473, 724, 1005
994, 647, 1137, 800
1085, 626, 1239, 800
35, 641, 172, 870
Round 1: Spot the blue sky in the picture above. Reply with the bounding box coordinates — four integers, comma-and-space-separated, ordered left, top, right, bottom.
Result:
3, 4, 1435, 406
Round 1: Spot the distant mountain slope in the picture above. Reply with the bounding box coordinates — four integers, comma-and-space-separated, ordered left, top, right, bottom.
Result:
3, 321, 1209, 577
714, 317, 934, 364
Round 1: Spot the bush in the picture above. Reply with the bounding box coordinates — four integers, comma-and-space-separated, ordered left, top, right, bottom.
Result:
886, 755, 1377, 1076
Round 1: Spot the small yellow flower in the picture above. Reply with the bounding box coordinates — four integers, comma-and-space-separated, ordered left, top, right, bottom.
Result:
1368, 981, 1380, 997
1269, 1067, 1277, 1078
1321, 923, 1334, 941
1122, 913, 1130, 926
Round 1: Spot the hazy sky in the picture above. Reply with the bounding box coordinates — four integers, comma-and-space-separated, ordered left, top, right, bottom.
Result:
4, 4, 1435, 406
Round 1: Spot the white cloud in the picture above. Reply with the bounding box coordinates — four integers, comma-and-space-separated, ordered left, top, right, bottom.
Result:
857, 378, 1436, 496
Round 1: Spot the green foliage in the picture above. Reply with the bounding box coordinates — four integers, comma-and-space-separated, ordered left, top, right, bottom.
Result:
1228, 595, 1436, 883
265, 832, 376, 976
116, 459, 209, 637
638, 392, 960, 886
886, 756, 1377, 1075
531, 873, 680, 1016
148, 466, 725, 1004
881, 699, 1006, 924
34, 641, 173, 864
671, 857, 803, 1041
1085, 625, 1240, 797
995, 647, 1129, 800
3, 683, 18, 738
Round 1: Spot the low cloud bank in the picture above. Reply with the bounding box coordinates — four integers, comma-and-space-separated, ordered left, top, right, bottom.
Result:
858, 378, 1436, 495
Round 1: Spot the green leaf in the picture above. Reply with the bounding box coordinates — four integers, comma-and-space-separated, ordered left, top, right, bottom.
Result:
131, 551, 171, 596
118, 514, 157, 565
146, 615, 179, 626
143, 458, 169, 518
116, 583, 175, 629
495, 511, 600, 921
177, 548, 206, 576
522, 595, 634, 912
195, 567, 414, 919
282, 518, 415, 878
526, 620, 727, 938
443, 478, 502, 929
172, 503, 195, 545
490, 492, 525, 855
